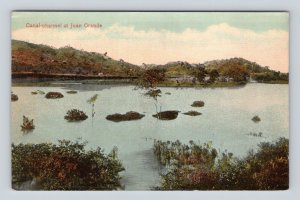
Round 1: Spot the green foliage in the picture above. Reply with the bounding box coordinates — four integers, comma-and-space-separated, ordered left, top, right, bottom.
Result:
251, 72, 288, 83
208, 69, 219, 82
12, 140, 125, 190
220, 64, 249, 82
21, 116, 35, 132
139, 67, 166, 88
87, 94, 98, 119
194, 67, 207, 82
154, 138, 288, 190
12, 40, 142, 77
87, 94, 98, 105
12, 40, 288, 84
145, 89, 162, 100
163, 62, 197, 77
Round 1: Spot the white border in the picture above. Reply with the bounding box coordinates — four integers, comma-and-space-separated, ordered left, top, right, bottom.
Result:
1, 0, 299, 199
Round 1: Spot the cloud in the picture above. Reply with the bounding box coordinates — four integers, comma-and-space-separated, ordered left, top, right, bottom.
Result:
12, 23, 289, 72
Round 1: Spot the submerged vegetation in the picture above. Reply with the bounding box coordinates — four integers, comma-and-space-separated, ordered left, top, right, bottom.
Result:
106, 111, 145, 122
191, 101, 205, 107
12, 140, 125, 190
66, 90, 77, 94
64, 109, 88, 122
252, 115, 261, 123
152, 110, 180, 120
31, 90, 45, 95
248, 132, 263, 137
153, 138, 288, 190
183, 111, 202, 116
45, 92, 64, 99
11, 93, 18, 101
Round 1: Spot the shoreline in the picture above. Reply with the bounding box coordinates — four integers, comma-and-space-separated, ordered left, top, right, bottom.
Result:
11, 72, 288, 87
12, 79, 288, 88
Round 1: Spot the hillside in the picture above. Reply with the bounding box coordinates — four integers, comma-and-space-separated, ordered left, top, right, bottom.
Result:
12, 40, 288, 83
203, 57, 270, 73
155, 58, 288, 83
156, 61, 200, 77
12, 40, 142, 77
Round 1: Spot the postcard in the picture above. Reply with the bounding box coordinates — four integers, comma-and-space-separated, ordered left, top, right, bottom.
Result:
11, 11, 289, 190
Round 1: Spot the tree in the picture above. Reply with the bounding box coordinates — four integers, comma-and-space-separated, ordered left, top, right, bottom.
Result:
195, 67, 206, 82
222, 64, 249, 82
137, 67, 166, 116
209, 69, 219, 82
140, 68, 166, 88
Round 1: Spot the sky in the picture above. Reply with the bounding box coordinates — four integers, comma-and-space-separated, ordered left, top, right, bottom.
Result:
11, 12, 289, 72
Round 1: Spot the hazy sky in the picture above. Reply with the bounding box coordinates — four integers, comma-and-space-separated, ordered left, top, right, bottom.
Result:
11, 12, 289, 72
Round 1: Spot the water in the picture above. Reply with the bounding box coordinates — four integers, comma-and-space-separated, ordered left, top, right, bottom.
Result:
11, 83, 289, 190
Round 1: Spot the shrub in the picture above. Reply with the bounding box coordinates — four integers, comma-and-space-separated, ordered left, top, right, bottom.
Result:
11, 93, 18, 101
191, 101, 205, 107
154, 138, 288, 190
12, 140, 125, 190
183, 111, 202, 116
64, 109, 88, 122
20, 116, 35, 132
66, 90, 77, 94
152, 110, 180, 120
106, 111, 145, 122
145, 89, 162, 99
45, 92, 64, 99
252, 115, 261, 123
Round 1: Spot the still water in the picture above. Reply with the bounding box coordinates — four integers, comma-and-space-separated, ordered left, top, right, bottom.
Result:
11, 83, 289, 190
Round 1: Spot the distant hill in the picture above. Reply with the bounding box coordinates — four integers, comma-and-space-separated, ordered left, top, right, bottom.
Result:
12, 40, 142, 77
156, 61, 200, 77
154, 57, 288, 82
203, 57, 271, 73
157, 57, 276, 76
12, 40, 288, 83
